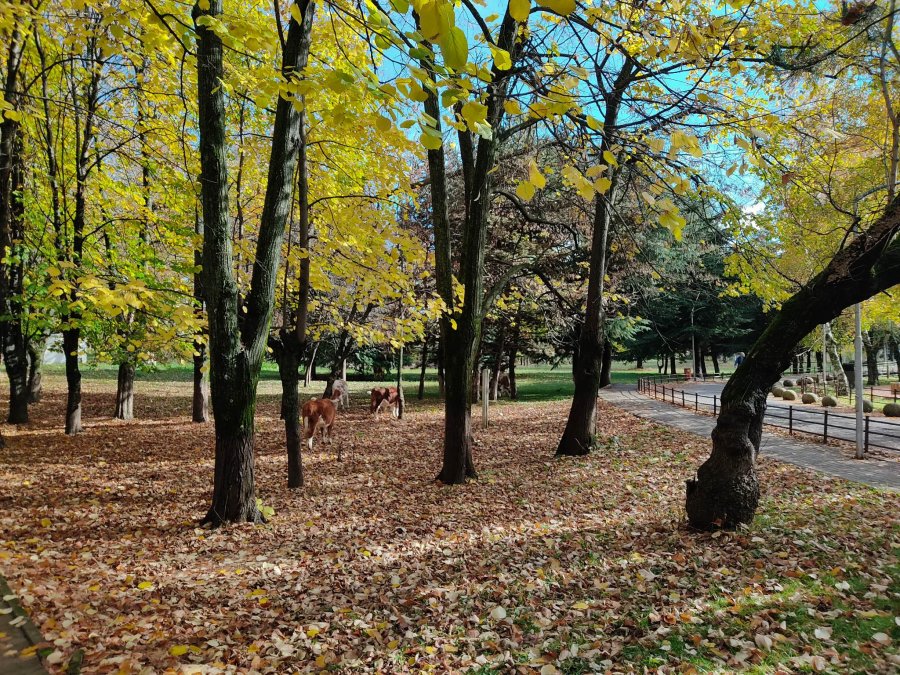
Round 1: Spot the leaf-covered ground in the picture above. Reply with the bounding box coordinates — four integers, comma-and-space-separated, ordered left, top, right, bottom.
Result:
0, 375, 898, 673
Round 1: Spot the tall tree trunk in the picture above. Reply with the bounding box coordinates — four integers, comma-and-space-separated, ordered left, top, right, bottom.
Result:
0, 24, 29, 425
436, 339, 445, 398
439, 336, 476, 483
670, 352, 676, 375
507, 341, 519, 401
490, 322, 506, 401
418, 333, 429, 400
863, 332, 880, 385
276, 335, 303, 487
557, 58, 633, 457
699, 348, 708, 377
396, 345, 405, 419
636, 357, 643, 369
599, 340, 613, 388
825, 323, 850, 395
711, 349, 720, 375
687, 195, 900, 529
115, 361, 135, 420
891, 335, 900, 379
195, 0, 312, 523
193, 340, 209, 422
420, 10, 521, 484
63, 328, 82, 434
192, 210, 209, 423
27, 337, 45, 403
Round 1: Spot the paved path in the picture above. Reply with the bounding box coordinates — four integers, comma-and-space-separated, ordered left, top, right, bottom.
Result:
600, 385, 900, 491
676, 380, 900, 451
0, 576, 46, 674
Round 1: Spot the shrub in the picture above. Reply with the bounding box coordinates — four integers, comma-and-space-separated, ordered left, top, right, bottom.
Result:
884, 403, 900, 417
782, 390, 797, 401
822, 396, 837, 407
862, 399, 874, 413
798, 376, 814, 386
801, 393, 818, 404
771, 386, 785, 397
783, 379, 796, 387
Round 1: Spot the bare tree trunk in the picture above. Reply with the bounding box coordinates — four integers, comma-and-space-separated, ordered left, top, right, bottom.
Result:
63, 328, 82, 434
418, 333, 429, 400
27, 337, 46, 403
599, 340, 613, 388
490, 322, 506, 401
115, 361, 135, 420
863, 332, 880, 385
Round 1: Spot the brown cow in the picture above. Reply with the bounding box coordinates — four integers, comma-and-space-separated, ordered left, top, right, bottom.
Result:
370, 386, 400, 418
301, 398, 337, 457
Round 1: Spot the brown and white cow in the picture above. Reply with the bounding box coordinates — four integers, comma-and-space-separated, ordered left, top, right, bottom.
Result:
329, 378, 350, 410
301, 398, 336, 455
370, 386, 400, 419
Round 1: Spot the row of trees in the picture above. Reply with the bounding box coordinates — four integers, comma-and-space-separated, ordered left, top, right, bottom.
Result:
1, 1, 898, 528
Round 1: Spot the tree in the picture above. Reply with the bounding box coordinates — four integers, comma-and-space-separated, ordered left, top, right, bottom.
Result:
687, 4, 900, 528
193, 0, 312, 524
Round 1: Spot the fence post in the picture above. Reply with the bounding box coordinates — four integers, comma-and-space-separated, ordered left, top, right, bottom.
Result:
713, 396, 717, 415
695, 392, 698, 411
864, 416, 870, 453
788, 406, 793, 435
681, 390, 685, 407
823, 409, 828, 443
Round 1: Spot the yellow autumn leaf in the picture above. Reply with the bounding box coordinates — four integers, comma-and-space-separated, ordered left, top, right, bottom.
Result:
541, 0, 575, 15
419, 132, 442, 150
418, 0, 450, 41
439, 26, 468, 71
169, 645, 189, 657
375, 115, 392, 132
40, 517, 51, 527
603, 150, 618, 167
490, 46, 512, 71
510, 0, 530, 22
593, 176, 612, 193
528, 159, 546, 188
137, 581, 153, 590
572, 601, 589, 610
516, 181, 536, 201
504, 99, 522, 115
586, 115, 603, 131
460, 100, 488, 126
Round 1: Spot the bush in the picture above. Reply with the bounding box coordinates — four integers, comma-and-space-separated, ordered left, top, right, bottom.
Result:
771, 386, 785, 397
884, 403, 900, 417
798, 376, 814, 386
822, 396, 837, 407
862, 399, 874, 413
783, 379, 796, 387
782, 390, 797, 401
801, 393, 818, 404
